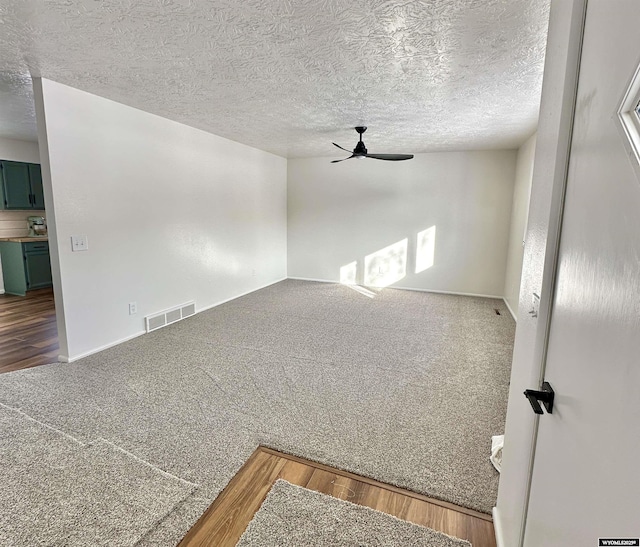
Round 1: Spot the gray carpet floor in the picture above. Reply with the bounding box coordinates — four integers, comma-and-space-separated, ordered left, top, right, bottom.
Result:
0, 280, 514, 545
0, 404, 196, 546
237, 479, 471, 547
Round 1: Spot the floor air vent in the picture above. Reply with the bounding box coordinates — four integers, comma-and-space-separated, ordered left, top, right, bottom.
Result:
145, 301, 196, 333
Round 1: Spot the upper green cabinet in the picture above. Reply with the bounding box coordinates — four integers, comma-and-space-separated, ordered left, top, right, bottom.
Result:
0, 161, 31, 209
29, 164, 45, 209
0, 160, 45, 210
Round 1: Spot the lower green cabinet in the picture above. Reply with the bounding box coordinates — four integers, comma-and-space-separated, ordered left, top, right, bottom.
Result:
24, 249, 52, 289
0, 240, 52, 296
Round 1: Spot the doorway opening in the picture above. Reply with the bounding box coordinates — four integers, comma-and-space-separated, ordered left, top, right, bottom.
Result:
0, 77, 59, 373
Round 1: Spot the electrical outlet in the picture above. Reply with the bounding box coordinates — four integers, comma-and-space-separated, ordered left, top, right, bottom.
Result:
129, 302, 137, 315
252, 269, 256, 277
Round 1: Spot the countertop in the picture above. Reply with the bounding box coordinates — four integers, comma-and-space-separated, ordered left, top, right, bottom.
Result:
0, 237, 48, 243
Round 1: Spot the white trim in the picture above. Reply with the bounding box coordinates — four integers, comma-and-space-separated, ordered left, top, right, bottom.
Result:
60, 276, 288, 362
493, 506, 506, 547
286, 276, 338, 284
59, 329, 146, 363
503, 297, 517, 321
513, 2, 588, 545
59, 274, 503, 362
196, 277, 287, 313
287, 276, 504, 299
398, 286, 504, 300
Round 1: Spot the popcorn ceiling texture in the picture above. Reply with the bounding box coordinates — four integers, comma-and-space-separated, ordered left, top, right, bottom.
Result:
0, 72, 35, 142
0, 0, 549, 156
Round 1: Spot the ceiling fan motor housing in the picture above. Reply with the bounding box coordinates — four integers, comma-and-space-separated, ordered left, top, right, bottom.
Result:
354, 141, 368, 155
331, 126, 413, 162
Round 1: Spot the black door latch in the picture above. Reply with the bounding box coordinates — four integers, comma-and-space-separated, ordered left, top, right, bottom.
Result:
524, 381, 555, 415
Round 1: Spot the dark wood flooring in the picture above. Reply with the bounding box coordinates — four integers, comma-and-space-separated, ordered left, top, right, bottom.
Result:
0, 287, 58, 373
180, 446, 496, 547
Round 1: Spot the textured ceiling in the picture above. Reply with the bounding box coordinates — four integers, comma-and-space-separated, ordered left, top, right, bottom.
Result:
0, 0, 550, 158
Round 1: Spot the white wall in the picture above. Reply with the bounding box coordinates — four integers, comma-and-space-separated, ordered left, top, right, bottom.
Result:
0, 137, 40, 163
495, 1, 586, 546
287, 151, 517, 297
34, 78, 287, 361
503, 133, 536, 318
0, 137, 43, 292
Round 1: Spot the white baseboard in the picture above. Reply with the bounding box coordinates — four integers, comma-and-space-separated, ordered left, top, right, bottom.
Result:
398, 286, 504, 299
287, 276, 504, 300
503, 298, 517, 321
287, 276, 337, 284
59, 276, 288, 363
59, 329, 146, 363
492, 506, 506, 547
197, 276, 287, 314
59, 275, 506, 363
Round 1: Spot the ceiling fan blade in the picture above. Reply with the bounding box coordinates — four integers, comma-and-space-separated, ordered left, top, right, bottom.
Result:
331, 155, 355, 163
365, 153, 414, 161
332, 142, 352, 152
331, 129, 414, 164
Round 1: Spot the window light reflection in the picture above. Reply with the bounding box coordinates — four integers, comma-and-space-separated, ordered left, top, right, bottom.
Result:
364, 239, 408, 288
415, 226, 436, 273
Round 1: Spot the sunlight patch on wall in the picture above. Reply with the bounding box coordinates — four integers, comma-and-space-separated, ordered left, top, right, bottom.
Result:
364, 239, 408, 288
339, 261, 357, 285
415, 225, 436, 273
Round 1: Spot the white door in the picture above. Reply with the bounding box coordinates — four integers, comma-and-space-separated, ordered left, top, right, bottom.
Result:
524, 1, 640, 545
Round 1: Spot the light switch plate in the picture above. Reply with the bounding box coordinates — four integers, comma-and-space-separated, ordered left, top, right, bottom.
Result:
71, 235, 89, 252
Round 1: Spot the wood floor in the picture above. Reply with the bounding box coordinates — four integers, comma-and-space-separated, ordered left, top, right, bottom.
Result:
180, 447, 496, 547
0, 288, 58, 373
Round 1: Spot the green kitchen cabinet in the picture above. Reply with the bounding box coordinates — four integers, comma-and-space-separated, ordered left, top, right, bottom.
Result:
0, 160, 45, 210
0, 161, 31, 209
0, 240, 52, 296
28, 164, 45, 209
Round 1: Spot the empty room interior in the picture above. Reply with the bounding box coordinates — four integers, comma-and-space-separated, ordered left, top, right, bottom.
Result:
1, 1, 639, 546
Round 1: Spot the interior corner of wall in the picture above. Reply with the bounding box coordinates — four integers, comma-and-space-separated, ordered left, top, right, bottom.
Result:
503, 297, 517, 321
